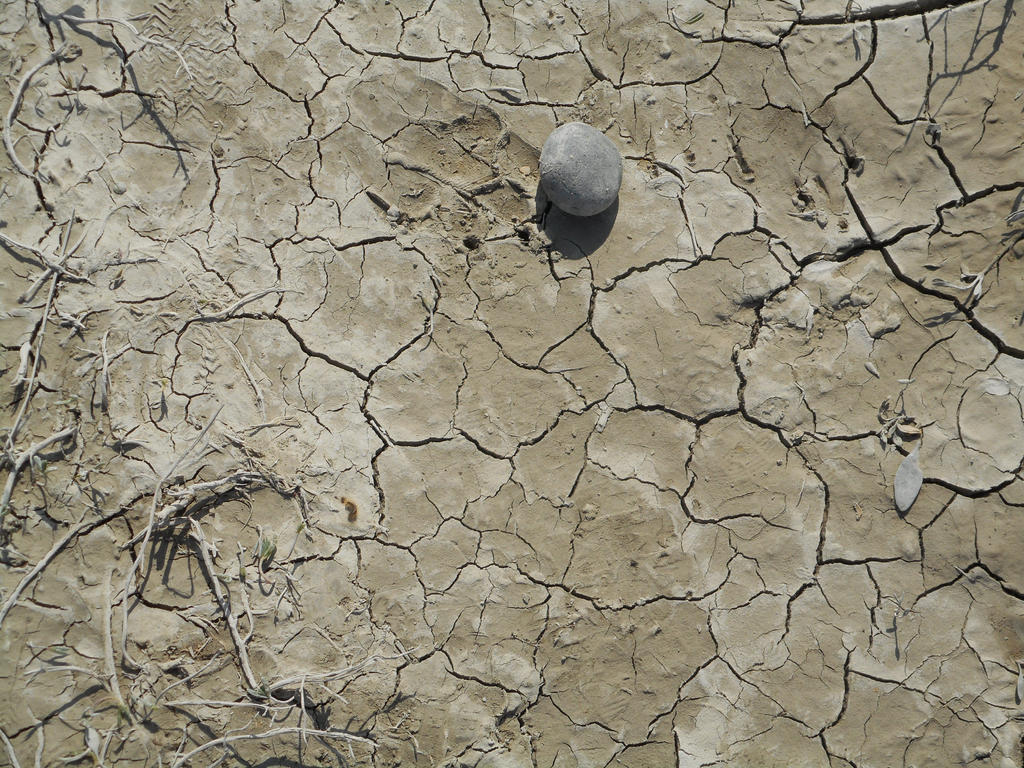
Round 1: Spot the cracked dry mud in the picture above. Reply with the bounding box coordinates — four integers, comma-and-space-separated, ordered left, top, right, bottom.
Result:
1, 0, 1023, 766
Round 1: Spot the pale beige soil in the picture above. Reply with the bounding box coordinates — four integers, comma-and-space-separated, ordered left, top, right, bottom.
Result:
1, 0, 1023, 766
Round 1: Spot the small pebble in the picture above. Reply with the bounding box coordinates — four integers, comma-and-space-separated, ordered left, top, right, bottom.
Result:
539, 122, 622, 217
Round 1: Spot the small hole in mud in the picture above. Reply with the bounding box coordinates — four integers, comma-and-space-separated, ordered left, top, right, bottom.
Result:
463, 235, 481, 250
515, 226, 530, 241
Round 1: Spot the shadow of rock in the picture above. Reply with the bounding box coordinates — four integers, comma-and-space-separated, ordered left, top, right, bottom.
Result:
535, 182, 618, 260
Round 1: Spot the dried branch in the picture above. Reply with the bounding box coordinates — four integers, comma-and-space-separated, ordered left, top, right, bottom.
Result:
0, 728, 22, 768
43, 9, 194, 80
0, 425, 77, 519
151, 653, 227, 711
266, 654, 402, 696
217, 333, 265, 417
0, 231, 90, 286
0, 511, 118, 630
3, 44, 76, 181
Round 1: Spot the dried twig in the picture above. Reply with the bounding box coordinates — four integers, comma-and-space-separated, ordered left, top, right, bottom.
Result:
56, 308, 97, 345
33, 727, 43, 768
266, 655, 400, 696
11, 343, 32, 388
217, 332, 265, 417
194, 287, 295, 322
16, 204, 133, 303
165, 699, 290, 713
152, 653, 226, 705
97, 330, 111, 412
103, 569, 130, 721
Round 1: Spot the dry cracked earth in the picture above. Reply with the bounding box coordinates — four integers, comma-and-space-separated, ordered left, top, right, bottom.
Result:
1, 0, 1024, 766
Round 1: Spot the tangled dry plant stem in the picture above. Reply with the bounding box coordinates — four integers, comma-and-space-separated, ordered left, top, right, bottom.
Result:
119, 405, 224, 671
153, 653, 225, 706
18, 221, 93, 306
120, 471, 274, 547
169, 726, 376, 768
4, 215, 74, 455
189, 518, 260, 693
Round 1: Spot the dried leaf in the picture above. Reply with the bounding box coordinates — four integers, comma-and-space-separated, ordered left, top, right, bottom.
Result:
85, 726, 100, 755
981, 377, 1011, 396
895, 422, 921, 439
1016, 661, 1023, 706
894, 446, 922, 514
259, 537, 277, 568
971, 274, 985, 303
865, 361, 880, 378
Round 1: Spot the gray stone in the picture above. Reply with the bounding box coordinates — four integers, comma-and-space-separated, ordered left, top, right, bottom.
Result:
539, 122, 622, 217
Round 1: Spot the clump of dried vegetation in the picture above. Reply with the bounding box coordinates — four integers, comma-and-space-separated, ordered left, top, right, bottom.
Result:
0, 8, 400, 766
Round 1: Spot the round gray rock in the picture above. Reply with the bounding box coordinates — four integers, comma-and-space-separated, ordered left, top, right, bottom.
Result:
539, 122, 622, 217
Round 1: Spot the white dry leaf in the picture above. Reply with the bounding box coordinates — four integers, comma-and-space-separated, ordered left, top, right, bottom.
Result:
85, 726, 101, 755
649, 175, 684, 199
981, 377, 1011, 396
865, 361, 880, 378
932, 278, 970, 290
894, 446, 923, 514
970, 273, 985, 304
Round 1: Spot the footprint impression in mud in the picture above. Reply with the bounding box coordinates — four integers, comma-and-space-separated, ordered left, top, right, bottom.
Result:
341, 71, 630, 263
